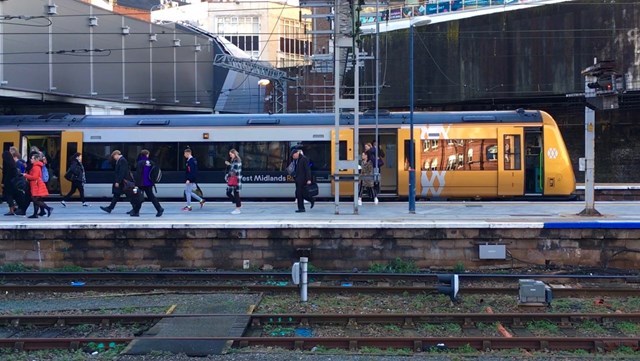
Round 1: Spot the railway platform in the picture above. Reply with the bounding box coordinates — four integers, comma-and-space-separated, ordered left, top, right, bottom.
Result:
0, 200, 639, 228
0, 200, 639, 271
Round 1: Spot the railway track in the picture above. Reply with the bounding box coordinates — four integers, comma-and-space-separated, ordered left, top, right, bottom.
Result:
1, 313, 638, 353
2, 271, 639, 297
1, 284, 639, 297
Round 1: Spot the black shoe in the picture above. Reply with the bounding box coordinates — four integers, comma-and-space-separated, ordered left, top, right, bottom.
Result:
46, 207, 53, 217
129, 212, 139, 217
27, 214, 38, 219
156, 209, 164, 217
38, 210, 46, 216
310, 200, 315, 209
15, 210, 26, 216
4, 212, 15, 216
100, 206, 112, 214
295, 209, 306, 213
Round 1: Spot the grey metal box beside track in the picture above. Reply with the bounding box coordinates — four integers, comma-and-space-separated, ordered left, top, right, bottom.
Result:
479, 244, 506, 259
519, 279, 552, 304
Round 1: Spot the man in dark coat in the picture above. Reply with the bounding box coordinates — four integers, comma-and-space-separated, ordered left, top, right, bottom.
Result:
100, 150, 134, 214
292, 148, 314, 212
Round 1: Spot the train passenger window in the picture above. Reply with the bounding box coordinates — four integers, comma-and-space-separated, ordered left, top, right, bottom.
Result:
295, 141, 331, 171
178, 143, 217, 171
487, 145, 498, 161
83, 143, 123, 171
124, 143, 179, 171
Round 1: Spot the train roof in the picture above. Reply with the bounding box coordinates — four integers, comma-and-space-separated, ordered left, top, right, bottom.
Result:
0, 109, 546, 129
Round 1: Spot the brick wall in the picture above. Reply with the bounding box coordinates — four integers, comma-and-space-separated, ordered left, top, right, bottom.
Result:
1, 227, 638, 271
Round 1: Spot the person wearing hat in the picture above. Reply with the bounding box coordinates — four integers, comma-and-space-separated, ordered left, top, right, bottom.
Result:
291, 148, 314, 212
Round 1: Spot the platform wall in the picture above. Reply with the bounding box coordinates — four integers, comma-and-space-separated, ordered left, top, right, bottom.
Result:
0, 227, 638, 270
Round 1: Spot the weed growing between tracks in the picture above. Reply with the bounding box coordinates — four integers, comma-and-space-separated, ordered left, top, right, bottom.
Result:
0, 345, 125, 361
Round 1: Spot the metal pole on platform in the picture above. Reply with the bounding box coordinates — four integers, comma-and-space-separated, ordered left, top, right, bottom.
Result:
408, 23, 416, 214
407, 18, 430, 214
579, 57, 600, 216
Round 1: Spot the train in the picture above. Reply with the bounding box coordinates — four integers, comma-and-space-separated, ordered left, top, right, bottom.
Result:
0, 109, 576, 200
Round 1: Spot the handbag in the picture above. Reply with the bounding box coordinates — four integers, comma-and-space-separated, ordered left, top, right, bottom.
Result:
304, 183, 319, 198
286, 161, 296, 176
122, 171, 136, 191
227, 175, 239, 187
194, 183, 204, 198
122, 178, 135, 191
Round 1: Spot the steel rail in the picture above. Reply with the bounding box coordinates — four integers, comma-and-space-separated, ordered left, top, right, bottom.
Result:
0, 284, 638, 297
0, 271, 637, 282
2, 313, 639, 327
0, 336, 637, 352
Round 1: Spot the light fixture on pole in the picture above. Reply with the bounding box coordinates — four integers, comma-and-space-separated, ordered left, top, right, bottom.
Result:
409, 17, 431, 214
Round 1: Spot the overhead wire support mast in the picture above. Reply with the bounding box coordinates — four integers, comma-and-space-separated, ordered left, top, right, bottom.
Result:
213, 54, 293, 114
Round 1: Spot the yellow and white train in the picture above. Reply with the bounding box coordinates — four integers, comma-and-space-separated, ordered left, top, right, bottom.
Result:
0, 109, 575, 200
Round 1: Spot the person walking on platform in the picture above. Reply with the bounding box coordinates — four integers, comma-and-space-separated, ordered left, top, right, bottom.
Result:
182, 148, 204, 211
61, 152, 89, 207
358, 151, 378, 206
2, 151, 19, 216
292, 148, 314, 213
23, 151, 52, 218
132, 149, 164, 217
100, 150, 133, 214
10, 149, 28, 215
225, 149, 242, 215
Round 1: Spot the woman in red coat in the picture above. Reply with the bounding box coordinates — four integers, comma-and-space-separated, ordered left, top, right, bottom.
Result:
23, 151, 52, 218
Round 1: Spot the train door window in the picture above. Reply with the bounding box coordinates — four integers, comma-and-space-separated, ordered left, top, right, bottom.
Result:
338, 140, 347, 160
503, 134, 521, 171
525, 130, 543, 194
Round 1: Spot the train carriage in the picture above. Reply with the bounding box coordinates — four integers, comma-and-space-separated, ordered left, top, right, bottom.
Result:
0, 109, 575, 200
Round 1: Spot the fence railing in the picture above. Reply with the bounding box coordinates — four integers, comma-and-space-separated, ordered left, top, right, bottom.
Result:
360, 0, 532, 24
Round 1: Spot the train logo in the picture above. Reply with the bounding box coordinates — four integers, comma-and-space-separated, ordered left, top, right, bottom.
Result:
420, 170, 446, 197
547, 148, 559, 159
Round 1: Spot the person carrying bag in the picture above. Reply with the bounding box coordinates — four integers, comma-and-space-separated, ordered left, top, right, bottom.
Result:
225, 149, 242, 214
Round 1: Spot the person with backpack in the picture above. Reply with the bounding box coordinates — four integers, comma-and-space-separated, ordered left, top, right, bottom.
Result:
10, 149, 29, 215
131, 149, 164, 217
22, 151, 52, 218
182, 148, 204, 211
60, 152, 89, 207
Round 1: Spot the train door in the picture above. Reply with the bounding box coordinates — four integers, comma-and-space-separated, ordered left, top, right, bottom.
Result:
60, 132, 83, 196
497, 128, 524, 196
330, 129, 355, 196
397, 128, 420, 198
524, 128, 543, 195
358, 131, 397, 195
21, 133, 62, 195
